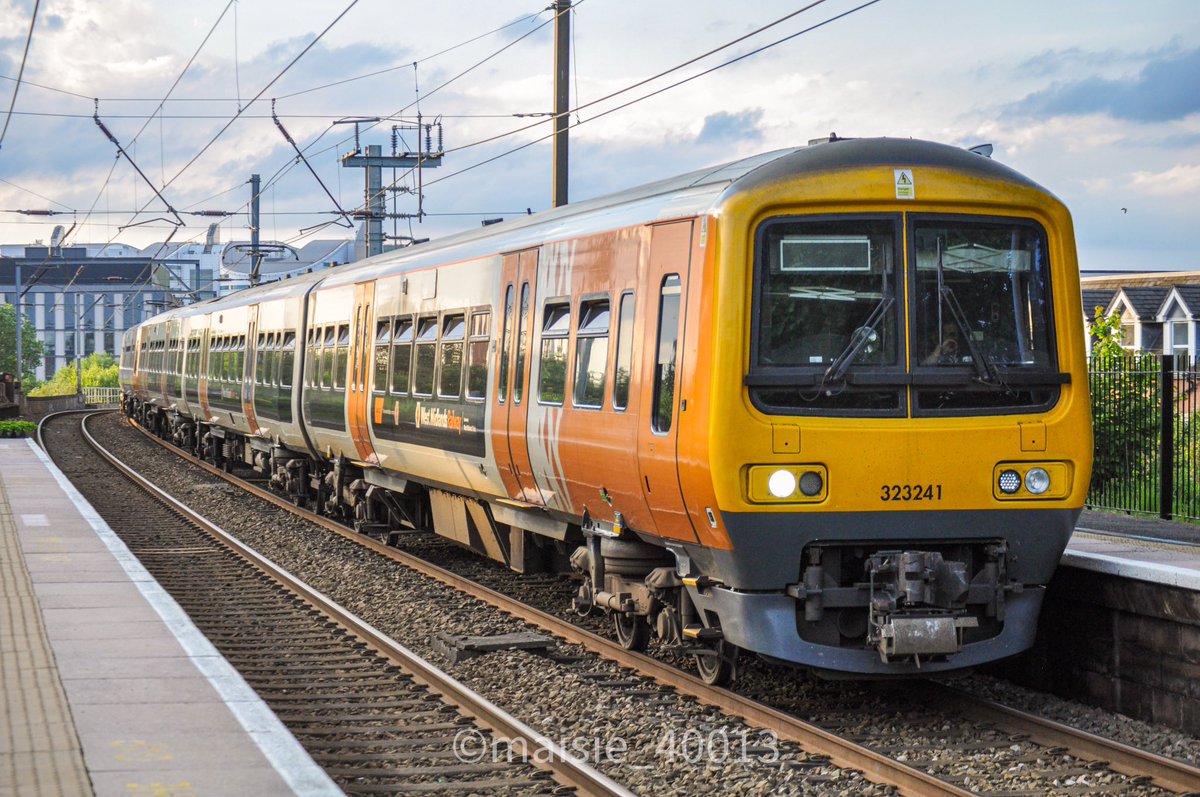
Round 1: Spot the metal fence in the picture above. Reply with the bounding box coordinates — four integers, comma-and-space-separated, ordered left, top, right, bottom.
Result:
1088, 354, 1200, 522
82, 386, 121, 405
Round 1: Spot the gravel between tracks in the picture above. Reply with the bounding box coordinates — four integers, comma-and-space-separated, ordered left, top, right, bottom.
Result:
86, 413, 893, 797
90, 412, 1200, 794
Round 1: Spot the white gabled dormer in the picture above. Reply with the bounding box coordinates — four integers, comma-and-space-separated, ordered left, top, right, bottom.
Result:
1156, 285, 1200, 368
1105, 286, 1170, 354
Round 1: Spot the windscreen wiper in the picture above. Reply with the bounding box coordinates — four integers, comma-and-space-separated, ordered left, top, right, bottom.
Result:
939, 285, 999, 383
824, 295, 895, 383
934, 238, 998, 384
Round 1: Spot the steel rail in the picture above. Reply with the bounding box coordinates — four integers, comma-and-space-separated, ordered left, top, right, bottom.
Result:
924, 683, 1200, 794
82, 413, 635, 797
122, 416, 973, 797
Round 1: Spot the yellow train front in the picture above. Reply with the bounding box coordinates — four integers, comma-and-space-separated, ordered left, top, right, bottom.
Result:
622, 137, 1092, 680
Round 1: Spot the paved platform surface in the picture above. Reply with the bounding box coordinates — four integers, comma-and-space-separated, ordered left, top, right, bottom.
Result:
0, 438, 340, 797
1065, 509, 1200, 590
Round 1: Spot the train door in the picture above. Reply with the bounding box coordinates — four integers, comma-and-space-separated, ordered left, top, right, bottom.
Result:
492, 249, 544, 504
347, 281, 378, 463
636, 221, 698, 542
242, 305, 261, 433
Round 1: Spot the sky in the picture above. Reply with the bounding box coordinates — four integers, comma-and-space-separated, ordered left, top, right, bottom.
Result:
0, 0, 1197, 272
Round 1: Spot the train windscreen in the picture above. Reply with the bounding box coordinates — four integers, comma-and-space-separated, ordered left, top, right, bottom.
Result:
749, 214, 1060, 416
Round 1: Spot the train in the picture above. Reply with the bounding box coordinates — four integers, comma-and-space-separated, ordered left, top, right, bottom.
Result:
120, 136, 1093, 684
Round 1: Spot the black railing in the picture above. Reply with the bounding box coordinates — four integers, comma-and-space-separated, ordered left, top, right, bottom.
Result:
1088, 353, 1200, 522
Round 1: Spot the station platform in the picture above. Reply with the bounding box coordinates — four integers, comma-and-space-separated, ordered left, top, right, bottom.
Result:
0, 438, 340, 797
1064, 509, 1200, 590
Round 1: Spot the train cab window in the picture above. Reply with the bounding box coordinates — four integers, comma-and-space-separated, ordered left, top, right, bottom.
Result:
305, 329, 318, 387
373, 319, 392, 394
412, 317, 438, 396
438, 314, 466, 399
466, 311, 490, 401
320, 327, 335, 389
613, 292, 635, 411
573, 299, 610, 409
652, 275, 682, 433
391, 318, 413, 395
538, 302, 570, 405
333, 325, 350, 390
498, 286, 514, 404
750, 216, 903, 415
280, 332, 296, 388
514, 284, 530, 404
910, 217, 1058, 413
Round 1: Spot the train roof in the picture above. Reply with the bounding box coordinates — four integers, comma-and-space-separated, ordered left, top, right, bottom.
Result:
136, 138, 1050, 329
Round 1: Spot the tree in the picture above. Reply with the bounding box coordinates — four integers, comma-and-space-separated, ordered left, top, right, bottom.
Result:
28, 352, 119, 397
0, 303, 45, 386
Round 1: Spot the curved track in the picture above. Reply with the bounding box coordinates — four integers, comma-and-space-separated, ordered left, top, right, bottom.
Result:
99, 410, 1200, 796
39, 410, 633, 797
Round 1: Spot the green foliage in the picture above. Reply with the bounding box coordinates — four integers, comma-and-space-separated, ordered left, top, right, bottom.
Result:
1087, 310, 1160, 498
0, 303, 45, 385
28, 353, 120, 396
1087, 307, 1127, 364
0, 420, 36, 437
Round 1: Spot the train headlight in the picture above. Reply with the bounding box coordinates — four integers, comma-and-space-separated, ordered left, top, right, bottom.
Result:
747, 465, 827, 504
767, 469, 797, 498
1025, 467, 1051, 495
993, 462, 1071, 500
798, 471, 824, 497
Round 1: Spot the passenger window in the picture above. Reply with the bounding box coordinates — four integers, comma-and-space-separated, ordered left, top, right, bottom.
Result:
333, 324, 350, 390
438, 314, 466, 399
391, 318, 413, 395
303, 330, 314, 387
652, 275, 682, 433
573, 299, 610, 409
412, 317, 438, 396
514, 283, 530, 404
498, 286, 514, 403
467, 311, 490, 401
255, 334, 267, 384
538, 302, 570, 405
374, 319, 392, 393
613, 292, 635, 411
280, 332, 295, 388
321, 327, 335, 389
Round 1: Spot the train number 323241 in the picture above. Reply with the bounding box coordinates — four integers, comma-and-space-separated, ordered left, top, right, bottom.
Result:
880, 484, 943, 502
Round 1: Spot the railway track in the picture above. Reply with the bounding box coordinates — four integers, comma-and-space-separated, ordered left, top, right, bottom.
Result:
38, 411, 633, 797
70, 410, 1200, 796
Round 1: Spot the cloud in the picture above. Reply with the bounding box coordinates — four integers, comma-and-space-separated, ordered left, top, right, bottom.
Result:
696, 108, 764, 145
1013, 47, 1200, 122
1129, 164, 1200, 196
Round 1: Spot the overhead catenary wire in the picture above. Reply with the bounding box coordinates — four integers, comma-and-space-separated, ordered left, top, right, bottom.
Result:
424, 0, 884, 191
372, 0, 861, 203
0, 0, 41, 152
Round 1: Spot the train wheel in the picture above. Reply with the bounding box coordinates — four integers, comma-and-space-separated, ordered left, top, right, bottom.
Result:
694, 640, 738, 687
613, 612, 649, 652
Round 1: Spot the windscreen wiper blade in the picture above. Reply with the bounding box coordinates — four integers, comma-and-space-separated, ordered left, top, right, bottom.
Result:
939, 285, 999, 383
824, 295, 895, 383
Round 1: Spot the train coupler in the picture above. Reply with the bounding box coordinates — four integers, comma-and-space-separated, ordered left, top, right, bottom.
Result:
864, 550, 976, 663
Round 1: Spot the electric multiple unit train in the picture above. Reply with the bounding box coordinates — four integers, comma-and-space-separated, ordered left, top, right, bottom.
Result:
121, 137, 1093, 683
